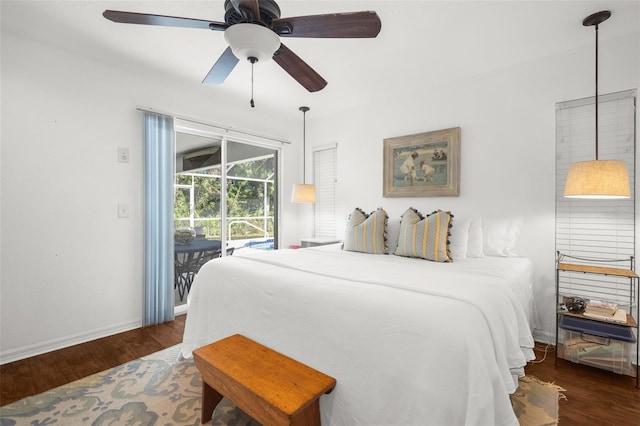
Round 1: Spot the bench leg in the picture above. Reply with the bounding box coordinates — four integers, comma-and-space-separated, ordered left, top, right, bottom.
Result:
291, 399, 321, 426
201, 381, 223, 424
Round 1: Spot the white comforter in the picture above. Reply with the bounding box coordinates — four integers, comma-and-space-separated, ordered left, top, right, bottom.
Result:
181, 244, 535, 426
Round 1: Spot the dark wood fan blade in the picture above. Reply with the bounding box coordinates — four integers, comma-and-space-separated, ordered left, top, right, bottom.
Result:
103, 10, 228, 31
230, 0, 261, 21
202, 47, 239, 85
271, 11, 381, 38
272, 43, 327, 92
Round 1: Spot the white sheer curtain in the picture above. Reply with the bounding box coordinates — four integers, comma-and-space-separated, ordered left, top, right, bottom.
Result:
143, 112, 175, 325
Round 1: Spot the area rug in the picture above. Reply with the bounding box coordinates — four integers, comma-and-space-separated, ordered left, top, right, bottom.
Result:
511, 375, 566, 426
0, 345, 563, 425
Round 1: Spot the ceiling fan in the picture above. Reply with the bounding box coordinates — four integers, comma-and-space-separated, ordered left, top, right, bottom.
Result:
103, 0, 382, 94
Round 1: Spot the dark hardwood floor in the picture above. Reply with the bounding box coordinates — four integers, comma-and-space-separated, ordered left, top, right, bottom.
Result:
0, 314, 186, 406
1, 324, 639, 425
525, 343, 640, 425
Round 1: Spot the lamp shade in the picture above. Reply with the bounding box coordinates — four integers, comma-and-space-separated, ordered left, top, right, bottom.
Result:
564, 160, 630, 199
224, 23, 280, 63
291, 184, 316, 203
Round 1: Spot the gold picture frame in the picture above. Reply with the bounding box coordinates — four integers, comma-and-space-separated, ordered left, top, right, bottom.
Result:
383, 127, 460, 197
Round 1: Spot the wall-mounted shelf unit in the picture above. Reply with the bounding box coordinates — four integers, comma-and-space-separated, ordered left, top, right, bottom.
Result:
555, 252, 639, 387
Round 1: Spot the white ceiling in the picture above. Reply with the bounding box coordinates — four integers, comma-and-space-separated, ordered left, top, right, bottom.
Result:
2, 1, 639, 120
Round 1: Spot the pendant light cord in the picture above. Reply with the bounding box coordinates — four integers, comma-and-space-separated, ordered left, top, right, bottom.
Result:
582, 10, 611, 161
303, 110, 306, 182
594, 22, 599, 160
299, 106, 310, 184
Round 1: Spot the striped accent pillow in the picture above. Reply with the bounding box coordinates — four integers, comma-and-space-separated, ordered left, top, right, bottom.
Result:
343, 208, 388, 254
395, 208, 453, 262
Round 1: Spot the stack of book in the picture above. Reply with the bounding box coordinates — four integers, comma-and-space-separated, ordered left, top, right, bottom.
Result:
583, 300, 627, 324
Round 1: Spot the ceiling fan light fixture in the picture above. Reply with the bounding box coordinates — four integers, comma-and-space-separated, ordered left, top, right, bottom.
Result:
104, 4, 382, 92
224, 23, 280, 63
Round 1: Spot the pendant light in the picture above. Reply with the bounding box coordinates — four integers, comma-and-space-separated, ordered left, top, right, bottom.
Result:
291, 106, 316, 203
564, 11, 630, 199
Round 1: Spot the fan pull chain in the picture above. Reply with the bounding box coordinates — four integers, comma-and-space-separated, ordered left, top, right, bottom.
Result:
249, 57, 257, 108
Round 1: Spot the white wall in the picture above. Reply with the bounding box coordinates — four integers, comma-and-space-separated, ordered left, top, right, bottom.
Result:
307, 32, 639, 343
2, 26, 638, 362
0, 32, 304, 363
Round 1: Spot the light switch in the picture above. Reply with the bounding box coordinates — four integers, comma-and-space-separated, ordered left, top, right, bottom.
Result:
118, 147, 130, 163
118, 204, 130, 218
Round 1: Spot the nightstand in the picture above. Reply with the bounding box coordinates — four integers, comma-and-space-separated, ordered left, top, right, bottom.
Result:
300, 238, 341, 248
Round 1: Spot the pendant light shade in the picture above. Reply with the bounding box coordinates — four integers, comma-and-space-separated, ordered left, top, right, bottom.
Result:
291, 106, 316, 203
564, 160, 630, 199
563, 10, 630, 199
291, 183, 317, 203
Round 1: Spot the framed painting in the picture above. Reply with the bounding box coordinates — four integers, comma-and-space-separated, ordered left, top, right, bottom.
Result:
383, 127, 460, 197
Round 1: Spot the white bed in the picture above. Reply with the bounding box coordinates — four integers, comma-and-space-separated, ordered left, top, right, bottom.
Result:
181, 243, 535, 426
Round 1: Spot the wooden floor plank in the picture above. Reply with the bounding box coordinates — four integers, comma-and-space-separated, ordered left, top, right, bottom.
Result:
525, 343, 640, 425
0, 314, 186, 406
2, 324, 639, 425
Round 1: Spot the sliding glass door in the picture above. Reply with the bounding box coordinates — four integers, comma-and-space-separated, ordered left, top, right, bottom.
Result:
225, 140, 278, 251
173, 131, 279, 308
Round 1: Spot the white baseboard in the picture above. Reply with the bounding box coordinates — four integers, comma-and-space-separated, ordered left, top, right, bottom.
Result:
533, 328, 555, 345
0, 319, 141, 365
175, 304, 188, 316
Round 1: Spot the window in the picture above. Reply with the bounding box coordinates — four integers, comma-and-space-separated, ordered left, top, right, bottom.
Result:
313, 144, 337, 239
555, 89, 636, 302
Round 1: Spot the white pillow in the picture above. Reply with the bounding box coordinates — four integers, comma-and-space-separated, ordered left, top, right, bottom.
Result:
449, 217, 471, 261
466, 217, 484, 258
482, 217, 524, 257
386, 217, 401, 254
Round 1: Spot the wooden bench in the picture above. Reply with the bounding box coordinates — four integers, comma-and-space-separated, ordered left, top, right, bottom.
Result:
193, 334, 336, 426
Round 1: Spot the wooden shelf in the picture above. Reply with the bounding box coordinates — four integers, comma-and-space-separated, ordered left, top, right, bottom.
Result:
558, 262, 638, 279
559, 311, 637, 328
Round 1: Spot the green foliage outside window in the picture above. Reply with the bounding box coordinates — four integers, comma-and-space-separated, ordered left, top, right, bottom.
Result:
174, 157, 275, 240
